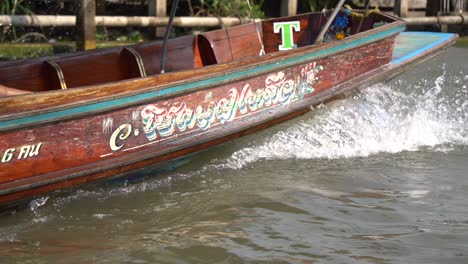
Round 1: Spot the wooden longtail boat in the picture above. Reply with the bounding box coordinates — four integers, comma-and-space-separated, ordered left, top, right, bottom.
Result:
0, 9, 457, 208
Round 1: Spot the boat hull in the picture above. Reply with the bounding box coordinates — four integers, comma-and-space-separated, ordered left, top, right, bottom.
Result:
0, 24, 457, 208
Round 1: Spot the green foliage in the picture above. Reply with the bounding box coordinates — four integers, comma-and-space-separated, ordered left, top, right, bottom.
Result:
190, 0, 265, 19
0, 42, 141, 60
455, 36, 468, 47
96, 26, 109, 42
97, 26, 144, 43
0, 0, 33, 15
129, 31, 143, 42
0, 0, 38, 41
0, 43, 53, 60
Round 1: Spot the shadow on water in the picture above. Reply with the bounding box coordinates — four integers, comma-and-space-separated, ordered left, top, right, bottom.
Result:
1, 47, 468, 263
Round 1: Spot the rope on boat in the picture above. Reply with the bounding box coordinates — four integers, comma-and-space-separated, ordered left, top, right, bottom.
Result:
245, 0, 265, 56
356, 0, 372, 33
160, 0, 179, 74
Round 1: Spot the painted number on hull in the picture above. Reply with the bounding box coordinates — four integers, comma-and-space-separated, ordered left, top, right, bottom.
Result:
1, 143, 43, 163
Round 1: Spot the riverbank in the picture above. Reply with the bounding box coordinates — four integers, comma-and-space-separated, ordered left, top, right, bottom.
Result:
455, 36, 468, 47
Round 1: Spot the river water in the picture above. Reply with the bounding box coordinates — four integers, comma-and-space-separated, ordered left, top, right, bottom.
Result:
1, 46, 468, 264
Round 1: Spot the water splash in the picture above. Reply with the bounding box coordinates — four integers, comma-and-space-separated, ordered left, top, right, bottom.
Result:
223, 72, 468, 169
28, 196, 49, 211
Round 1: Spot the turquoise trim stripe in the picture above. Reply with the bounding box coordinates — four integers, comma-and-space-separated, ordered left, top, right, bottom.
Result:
0, 26, 404, 130
391, 32, 456, 65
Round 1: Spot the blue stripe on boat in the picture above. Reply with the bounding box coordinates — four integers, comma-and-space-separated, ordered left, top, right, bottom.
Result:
391, 32, 456, 65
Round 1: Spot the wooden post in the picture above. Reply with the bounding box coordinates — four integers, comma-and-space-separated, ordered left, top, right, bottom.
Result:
425, 0, 440, 16
77, 0, 96, 51
280, 0, 297, 17
394, 0, 409, 17
148, 0, 167, 39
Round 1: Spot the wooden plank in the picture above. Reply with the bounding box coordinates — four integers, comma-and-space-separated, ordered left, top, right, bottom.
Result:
200, 23, 263, 63
425, 0, 440, 16
131, 35, 200, 75
148, 0, 167, 39
76, 0, 96, 51
280, 0, 297, 17
391, 32, 458, 64
352, 0, 426, 9
394, 0, 409, 17
0, 15, 251, 27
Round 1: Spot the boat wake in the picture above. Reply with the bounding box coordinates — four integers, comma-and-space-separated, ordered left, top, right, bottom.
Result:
222, 69, 468, 169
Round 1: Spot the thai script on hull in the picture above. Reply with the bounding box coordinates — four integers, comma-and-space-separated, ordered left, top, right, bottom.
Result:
141, 62, 323, 141
109, 62, 323, 151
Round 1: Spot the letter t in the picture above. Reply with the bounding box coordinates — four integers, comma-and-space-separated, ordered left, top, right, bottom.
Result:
273, 21, 301, 51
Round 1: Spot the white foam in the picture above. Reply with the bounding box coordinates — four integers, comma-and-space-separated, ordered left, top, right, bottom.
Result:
222, 73, 468, 169
28, 196, 49, 211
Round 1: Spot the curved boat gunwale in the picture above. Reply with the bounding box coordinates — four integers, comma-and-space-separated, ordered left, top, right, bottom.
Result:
0, 16, 405, 131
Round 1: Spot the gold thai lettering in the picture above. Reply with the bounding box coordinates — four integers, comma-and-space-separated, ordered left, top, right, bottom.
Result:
109, 62, 323, 152
141, 63, 323, 142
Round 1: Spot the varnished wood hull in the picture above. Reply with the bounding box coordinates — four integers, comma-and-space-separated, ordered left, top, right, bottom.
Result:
0, 13, 457, 208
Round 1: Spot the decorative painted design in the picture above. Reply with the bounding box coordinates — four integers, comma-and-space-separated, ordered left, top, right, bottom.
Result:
110, 124, 133, 151
273, 21, 301, 50
142, 62, 322, 141
204, 92, 213, 102
102, 117, 114, 134
132, 111, 140, 122
1, 143, 43, 163
108, 62, 323, 151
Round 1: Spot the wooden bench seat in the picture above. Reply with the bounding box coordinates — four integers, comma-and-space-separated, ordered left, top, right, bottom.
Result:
131, 34, 212, 75
0, 27, 262, 93
0, 62, 52, 93
199, 23, 264, 64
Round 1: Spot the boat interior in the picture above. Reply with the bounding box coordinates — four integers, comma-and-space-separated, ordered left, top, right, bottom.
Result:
0, 10, 396, 97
